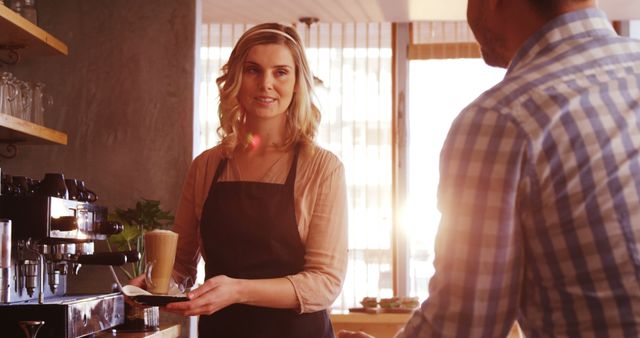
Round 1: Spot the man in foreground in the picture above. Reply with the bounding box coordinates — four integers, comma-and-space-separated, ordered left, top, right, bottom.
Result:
341, 0, 640, 337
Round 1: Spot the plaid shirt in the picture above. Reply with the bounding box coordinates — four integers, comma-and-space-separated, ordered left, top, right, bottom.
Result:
397, 8, 640, 338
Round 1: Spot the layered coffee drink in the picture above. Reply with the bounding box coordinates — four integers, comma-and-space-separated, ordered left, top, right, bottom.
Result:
144, 230, 178, 294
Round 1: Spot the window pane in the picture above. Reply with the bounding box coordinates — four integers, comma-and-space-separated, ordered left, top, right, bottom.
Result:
406, 59, 505, 298
198, 23, 393, 311
631, 21, 640, 38
310, 23, 394, 310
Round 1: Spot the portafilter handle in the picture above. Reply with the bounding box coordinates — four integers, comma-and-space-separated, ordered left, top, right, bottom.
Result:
18, 320, 44, 338
97, 221, 124, 235
120, 250, 141, 263
77, 252, 128, 266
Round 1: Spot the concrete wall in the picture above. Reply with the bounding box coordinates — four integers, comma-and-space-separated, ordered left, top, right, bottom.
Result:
4, 0, 197, 334
5, 0, 194, 214
2, 1, 195, 332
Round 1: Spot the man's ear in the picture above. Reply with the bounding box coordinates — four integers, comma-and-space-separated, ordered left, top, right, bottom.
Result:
491, 0, 515, 16
488, 0, 502, 11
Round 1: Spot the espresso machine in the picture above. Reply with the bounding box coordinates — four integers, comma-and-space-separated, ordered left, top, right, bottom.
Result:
0, 174, 136, 338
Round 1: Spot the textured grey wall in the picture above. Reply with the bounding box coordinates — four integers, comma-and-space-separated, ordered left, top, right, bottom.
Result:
4, 0, 194, 214
2, 0, 195, 321
4, 0, 196, 335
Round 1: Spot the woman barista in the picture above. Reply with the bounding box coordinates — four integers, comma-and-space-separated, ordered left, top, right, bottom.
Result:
161, 23, 347, 337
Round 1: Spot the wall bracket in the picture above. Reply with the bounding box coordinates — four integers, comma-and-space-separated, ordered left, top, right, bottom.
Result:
0, 143, 17, 159
0, 44, 24, 66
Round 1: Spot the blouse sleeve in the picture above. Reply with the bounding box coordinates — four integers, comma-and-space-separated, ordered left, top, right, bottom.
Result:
286, 155, 349, 313
172, 154, 204, 287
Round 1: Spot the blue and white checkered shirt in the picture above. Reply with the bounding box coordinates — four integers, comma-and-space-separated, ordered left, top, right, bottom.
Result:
397, 8, 640, 338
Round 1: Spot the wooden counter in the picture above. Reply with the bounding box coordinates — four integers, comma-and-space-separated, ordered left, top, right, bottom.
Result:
96, 324, 181, 338
331, 312, 523, 338
331, 312, 410, 338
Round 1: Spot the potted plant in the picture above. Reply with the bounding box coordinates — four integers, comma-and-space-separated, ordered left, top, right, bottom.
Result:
107, 198, 175, 280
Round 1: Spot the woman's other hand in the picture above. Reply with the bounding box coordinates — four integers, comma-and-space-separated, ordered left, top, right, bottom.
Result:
128, 274, 146, 289
164, 275, 240, 316
337, 330, 376, 338
123, 274, 147, 307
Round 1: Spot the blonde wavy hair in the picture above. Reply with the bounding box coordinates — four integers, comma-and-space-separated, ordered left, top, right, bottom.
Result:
216, 23, 321, 156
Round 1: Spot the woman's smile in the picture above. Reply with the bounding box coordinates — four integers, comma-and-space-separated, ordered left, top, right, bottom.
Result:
255, 96, 277, 105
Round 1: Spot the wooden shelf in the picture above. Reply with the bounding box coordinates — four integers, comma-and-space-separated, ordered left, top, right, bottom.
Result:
0, 5, 68, 149
0, 113, 67, 145
0, 4, 68, 57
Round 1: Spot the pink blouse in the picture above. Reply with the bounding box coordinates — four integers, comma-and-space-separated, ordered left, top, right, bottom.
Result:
172, 144, 348, 313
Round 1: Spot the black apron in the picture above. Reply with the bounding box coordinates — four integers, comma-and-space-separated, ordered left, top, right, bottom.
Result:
198, 147, 334, 338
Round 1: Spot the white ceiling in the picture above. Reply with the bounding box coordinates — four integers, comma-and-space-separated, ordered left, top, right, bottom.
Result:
202, 0, 640, 24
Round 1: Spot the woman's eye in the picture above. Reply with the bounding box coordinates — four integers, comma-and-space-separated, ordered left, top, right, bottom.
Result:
245, 67, 259, 74
275, 69, 289, 77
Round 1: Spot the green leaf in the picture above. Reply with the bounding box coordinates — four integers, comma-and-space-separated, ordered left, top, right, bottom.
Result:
106, 198, 175, 280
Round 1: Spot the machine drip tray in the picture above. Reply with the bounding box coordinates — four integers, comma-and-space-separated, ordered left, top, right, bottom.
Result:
0, 292, 124, 338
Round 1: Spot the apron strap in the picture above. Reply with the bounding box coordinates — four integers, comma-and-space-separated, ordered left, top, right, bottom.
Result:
284, 144, 301, 187
212, 157, 228, 184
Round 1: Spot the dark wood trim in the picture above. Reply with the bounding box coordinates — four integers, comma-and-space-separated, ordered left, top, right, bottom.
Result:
612, 21, 622, 35
408, 42, 481, 60
391, 22, 398, 296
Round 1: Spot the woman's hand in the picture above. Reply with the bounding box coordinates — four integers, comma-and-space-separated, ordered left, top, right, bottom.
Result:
164, 275, 241, 316
122, 274, 147, 307
128, 274, 146, 289
337, 330, 376, 338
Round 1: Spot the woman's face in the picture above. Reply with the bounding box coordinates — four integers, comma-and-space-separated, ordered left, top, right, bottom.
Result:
238, 43, 297, 121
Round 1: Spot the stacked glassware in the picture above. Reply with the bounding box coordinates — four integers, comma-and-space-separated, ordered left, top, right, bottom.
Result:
0, 71, 51, 126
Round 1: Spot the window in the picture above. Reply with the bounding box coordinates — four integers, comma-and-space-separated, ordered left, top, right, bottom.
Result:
309, 23, 394, 309
406, 59, 505, 297
631, 21, 640, 38
198, 23, 393, 310
197, 20, 506, 310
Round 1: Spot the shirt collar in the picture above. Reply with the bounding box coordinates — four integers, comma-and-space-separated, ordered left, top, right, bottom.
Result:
507, 8, 617, 75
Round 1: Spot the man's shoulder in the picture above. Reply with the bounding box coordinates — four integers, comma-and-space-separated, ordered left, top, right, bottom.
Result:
452, 70, 547, 138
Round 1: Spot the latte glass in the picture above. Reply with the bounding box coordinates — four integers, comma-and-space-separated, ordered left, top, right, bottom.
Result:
144, 230, 179, 294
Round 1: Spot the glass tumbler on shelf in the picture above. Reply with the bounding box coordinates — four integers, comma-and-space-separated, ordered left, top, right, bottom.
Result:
20, 0, 37, 25
8, 77, 23, 119
0, 73, 8, 114
8, 0, 23, 14
18, 81, 33, 121
31, 82, 52, 126
0, 72, 18, 116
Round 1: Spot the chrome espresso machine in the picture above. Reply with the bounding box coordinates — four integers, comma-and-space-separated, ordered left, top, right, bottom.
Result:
0, 173, 136, 338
